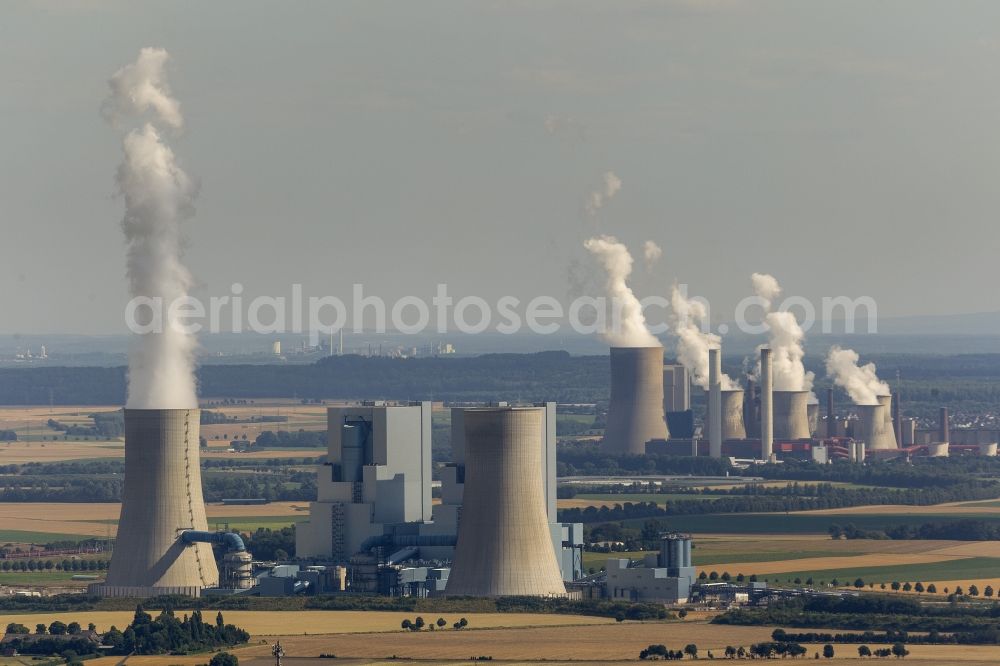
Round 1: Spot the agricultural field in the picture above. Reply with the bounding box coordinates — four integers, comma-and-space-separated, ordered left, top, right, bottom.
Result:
67, 618, 1000, 664
0, 501, 307, 540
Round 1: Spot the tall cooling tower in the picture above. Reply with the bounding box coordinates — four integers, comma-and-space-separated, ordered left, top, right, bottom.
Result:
877, 395, 898, 448
772, 390, 811, 440
859, 403, 897, 450
602, 347, 668, 454
716, 389, 747, 440
445, 407, 565, 597
95, 409, 218, 597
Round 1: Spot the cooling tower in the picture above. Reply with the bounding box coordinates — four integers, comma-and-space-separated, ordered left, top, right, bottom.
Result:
445, 407, 566, 597
876, 395, 898, 448
858, 403, 897, 451
772, 390, 810, 440
807, 403, 819, 436
602, 346, 668, 454
720, 389, 747, 440
95, 409, 218, 597
760, 348, 773, 460
978, 442, 998, 456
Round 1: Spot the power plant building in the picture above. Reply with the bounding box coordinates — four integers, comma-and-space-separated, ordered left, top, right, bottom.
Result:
604, 534, 696, 604
295, 402, 433, 561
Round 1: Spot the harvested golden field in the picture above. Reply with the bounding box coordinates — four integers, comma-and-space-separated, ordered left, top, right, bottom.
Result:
694, 535, 963, 557
0, 441, 123, 463
0, 501, 307, 538
0, 611, 613, 636
702, 552, 961, 577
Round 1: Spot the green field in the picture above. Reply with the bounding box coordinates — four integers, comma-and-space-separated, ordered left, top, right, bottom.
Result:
0, 530, 90, 544
754, 556, 1000, 586
621, 512, 1000, 534
0, 571, 89, 584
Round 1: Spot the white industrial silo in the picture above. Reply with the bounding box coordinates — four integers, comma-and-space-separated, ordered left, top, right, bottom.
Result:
96, 409, 218, 596
602, 346, 669, 454
445, 407, 566, 597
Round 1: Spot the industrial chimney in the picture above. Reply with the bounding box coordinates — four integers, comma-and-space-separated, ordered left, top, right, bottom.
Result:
95, 409, 218, 597
707, 348, 723, 457
939, 407, 950, 444
859, 402, 897, 450
602, 347, 669, 454
760, 348, 773, 460
445, 407, 566, 597
826, 388, 835, 437
772, 390, 811, 440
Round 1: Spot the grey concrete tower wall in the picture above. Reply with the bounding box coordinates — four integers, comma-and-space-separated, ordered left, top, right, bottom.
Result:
663, 364, 690, 412
101, 409, 218, 593
772, 390, 811, 440
707, 348, 722, 457
720, 389, 747, 440
760, 348, 773, 460
877, 395, 898, 448
445, 407, 566, 597
860, 403, 897, 450
602, 346, 668, 455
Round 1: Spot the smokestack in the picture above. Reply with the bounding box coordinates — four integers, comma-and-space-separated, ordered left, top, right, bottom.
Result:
96, 409, 218, 596
708, 348, 722, 457
721, 389, 747, 440
859, 403, 897, 450
892, 392, 901, 442
826, 388, 835, 438
760, 348, 773, 460
939, 407, 950, 444
445, 407, 566, 597
744, 378, 756, 434
603, 347, 669, 454
773, 390, 811, 440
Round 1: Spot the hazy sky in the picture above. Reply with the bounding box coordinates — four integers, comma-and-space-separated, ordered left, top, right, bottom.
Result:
3, 1, 1000, 335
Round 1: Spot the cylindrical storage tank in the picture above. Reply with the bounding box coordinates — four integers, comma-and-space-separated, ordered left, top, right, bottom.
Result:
772, 391, 811, 440
445, 407, 565, 597
877, 395, 898, 448
101, 409, 218, 594
682, 538, 692, 567
760, 348, 773, 460
716, 389, 747, 440
602, 347, 669, 454
927, 442, 950, 457
223, 551, 254, 589
859, 403, 897, 450
978, 442, 998, 457
807, 403, 819, 436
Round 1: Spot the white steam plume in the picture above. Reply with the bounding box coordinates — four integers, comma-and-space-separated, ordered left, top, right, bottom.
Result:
585, 171, 622, 215
106, 48, 198, 409
583, 235, 659, 347
643, 240, 662, 271
825, 346, 889, 405
670, 285, 737, 390
752, 273, 814, 394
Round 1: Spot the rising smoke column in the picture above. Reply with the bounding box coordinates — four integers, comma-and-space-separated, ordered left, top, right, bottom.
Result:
105, 48, 198, 409
825, 346, 889, 405
643, 240, 662, 271
751, 272, 814, 393
583, 235, 659, 347
669, 285, 737, 389
585, 171, 622, 216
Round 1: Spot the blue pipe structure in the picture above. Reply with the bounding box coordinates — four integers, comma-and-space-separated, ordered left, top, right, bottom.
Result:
180, 530, 247, 552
